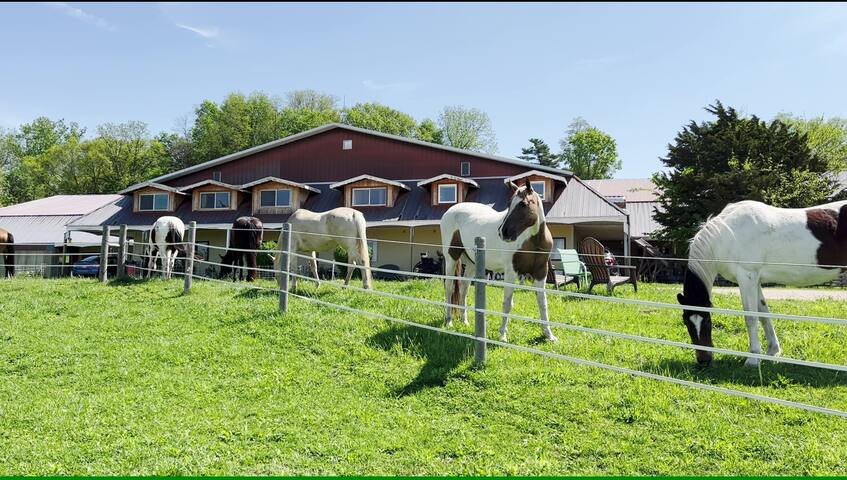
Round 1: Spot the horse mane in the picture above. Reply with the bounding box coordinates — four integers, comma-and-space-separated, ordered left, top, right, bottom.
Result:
687, 214, 722, 294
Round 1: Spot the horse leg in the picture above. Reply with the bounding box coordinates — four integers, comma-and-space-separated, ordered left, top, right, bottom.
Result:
499, 270, 517, 342
457, 263, 472, 326
312, 251, 321, 287
738, 274, 763, 367
443, 256, 457, 327
534, 278, 557, 342
758, 286, 782, 357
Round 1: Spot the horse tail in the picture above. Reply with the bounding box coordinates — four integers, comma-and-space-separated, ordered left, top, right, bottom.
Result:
5, 232, 14, 277
837, 204, 847, 242
450, 260, 462, 308
353, 211, 373, 288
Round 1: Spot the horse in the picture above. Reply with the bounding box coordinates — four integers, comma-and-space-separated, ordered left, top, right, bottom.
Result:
219, 216, 264, 282
678, 199, 847, 367
280, 207, 372, 290
0, 228, 13, 277
440, 181, 557, 342
146, 216, 185, 280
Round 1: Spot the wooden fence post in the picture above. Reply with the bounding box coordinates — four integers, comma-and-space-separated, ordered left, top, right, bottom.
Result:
117, 225, 128, 279
183, 221, 197, 294
99, 225, 109, 283
279, 223, 292, 313
474, 236, 487, 365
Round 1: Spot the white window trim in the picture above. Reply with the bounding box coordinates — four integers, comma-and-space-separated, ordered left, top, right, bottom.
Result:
437, 184, 458, 204
138, 193, 169, 211
199, 191, 232, 210
259, 188, 292, 208
531, 181, 546, 201
351, 187, 387, 207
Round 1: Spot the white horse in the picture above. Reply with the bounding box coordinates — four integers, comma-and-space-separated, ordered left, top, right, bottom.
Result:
678, 199, 847, 366
146, 216, 185, 280
440, 181, 557, 342
280, 207, 372, 290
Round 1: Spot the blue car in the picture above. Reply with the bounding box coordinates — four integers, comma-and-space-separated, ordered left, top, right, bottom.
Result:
71, 255, 117, 277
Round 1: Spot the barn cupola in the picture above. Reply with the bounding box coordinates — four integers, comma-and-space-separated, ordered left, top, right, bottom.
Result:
503, 170, 569, 203
240, 177, 321, 215
177, 180, 247, 212
417, 174, 479, 206
119, 181, 187, 213
330, 174, 410, 208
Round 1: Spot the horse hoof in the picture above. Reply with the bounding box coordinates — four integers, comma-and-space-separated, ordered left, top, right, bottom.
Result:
767, 347, 783, 357
445, 321, 453, 328
744, 357, 761, 368
499, 334, 508, 343
461, 318, 469, 326
546, 334, 558, 343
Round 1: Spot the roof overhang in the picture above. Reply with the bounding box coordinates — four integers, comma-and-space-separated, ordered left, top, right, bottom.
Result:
239, 176, 321, 194
330, 174, 411, 191
504, 170, 569, 185
416, 174, 479, 188
177, 180, 248, 193
118, 182, 187, 195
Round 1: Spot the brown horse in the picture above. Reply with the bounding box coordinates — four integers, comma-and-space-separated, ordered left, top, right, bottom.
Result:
0, 228, 14, 277
219, 216, 264, 282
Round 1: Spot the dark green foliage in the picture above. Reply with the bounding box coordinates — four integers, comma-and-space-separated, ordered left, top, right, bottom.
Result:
518, 138, 559, 167
653, 101, 835, 247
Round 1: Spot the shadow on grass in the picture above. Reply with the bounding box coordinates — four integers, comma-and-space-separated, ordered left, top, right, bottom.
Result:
649, 357, 847, 389
368, 324, 473, 397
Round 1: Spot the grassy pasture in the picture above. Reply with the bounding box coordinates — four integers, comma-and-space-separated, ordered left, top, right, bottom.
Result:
0, 277, 846, 475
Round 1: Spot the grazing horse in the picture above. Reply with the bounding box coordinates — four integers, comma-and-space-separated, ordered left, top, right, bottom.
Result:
280, 207, 372, 290
440, 181, 557, 342
219, 216, 264, 282
146, 216, 185, 280
678, 199, 847, 367
0, 228, 13, 277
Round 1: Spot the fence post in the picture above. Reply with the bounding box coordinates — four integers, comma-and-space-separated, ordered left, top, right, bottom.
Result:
99, 225, 109, 283
278, 223, 292, 313
117, 225, 128, 279
474, 236, 487, 365
183, 221, 197, 294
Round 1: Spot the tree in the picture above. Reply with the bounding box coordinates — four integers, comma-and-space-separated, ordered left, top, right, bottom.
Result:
437, 106, 497, 154
559, 118, 620, 179
415, 118, 443, 144
776, 113, 847, 171
284, 89, 339, 112
518, 138, 558, 167
653, 101, 835, 247
277, 107, 340, 137
342, 103, 418, 138
88, 121, 169, 192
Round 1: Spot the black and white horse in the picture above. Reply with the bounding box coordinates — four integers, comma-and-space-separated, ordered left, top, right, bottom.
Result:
219, 216, 264, 282
146, 216, 185, 280
0, 228, 13, 277
440, 181, 557, 342
678, 200, 847, 366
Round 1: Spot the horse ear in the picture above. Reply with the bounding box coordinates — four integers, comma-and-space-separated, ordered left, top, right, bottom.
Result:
677, 293, 686, 304
525, 180, 534, 193
508, 181, 519, 193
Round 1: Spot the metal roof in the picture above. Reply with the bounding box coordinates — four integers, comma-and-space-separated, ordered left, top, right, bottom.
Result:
177, 179, 248, 193
239, 176, 321, 193
118, 182, 187, 195
504, 170, 569, 185
119, 123, 572, 192
623, 201, 663, 239
417, 174, 479, 188
0, 195, 123, 216
329, 174, 411, 190
0, 215, 118, 246
583, 179, 660, 202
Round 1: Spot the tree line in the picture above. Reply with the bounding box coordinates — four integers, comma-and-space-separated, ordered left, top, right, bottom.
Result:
0, 90, 499, 205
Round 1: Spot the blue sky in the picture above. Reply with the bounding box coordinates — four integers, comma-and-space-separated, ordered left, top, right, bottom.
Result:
1, 2, 846, 177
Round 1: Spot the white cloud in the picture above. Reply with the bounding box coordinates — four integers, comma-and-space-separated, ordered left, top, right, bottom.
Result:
176, 23, 219, 39
45, 2, 116, 31
362, 80, 422, 93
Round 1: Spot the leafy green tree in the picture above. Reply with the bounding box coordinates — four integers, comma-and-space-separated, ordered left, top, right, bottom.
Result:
277, 107, 340, 137
653, 101, 834, 247
415, 118, 443, 144
437, 106, 497, 154
518, 138, 558, 167
343, 103, 418, 137
284, 89, 339, 112
559, 118, 620, 179
776, 113, 847, 171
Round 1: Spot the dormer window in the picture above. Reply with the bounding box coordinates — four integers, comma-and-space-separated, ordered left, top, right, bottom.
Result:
352, 187, 387, 207
200, 191, 231, 210
260, 189, 292, 208
530, 181, 546, 201
138, 193, 169, 211
438, 184, 457, 204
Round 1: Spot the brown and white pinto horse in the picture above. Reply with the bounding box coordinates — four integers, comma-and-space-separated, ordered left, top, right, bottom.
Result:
0, 228, 14, 277
679, 200, 847, 367
440, 181, 556, 342
219, 216, 264, 282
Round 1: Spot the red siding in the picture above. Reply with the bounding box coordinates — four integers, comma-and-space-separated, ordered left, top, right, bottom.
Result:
166, 128, 528, 188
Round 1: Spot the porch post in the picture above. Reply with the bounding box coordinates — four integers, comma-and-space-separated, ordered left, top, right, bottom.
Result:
623, 216, 631, 266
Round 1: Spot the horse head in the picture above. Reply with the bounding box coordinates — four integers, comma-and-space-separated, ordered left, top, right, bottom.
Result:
499, 181, 545, 242
218, 250, 237, 279
677, 268, 714, 366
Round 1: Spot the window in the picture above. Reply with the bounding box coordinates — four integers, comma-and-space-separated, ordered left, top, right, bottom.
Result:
352, 187, 387, 206
199, 191, 231, 209
437, 184, 457, 204
460, 162, 471, 177
531, 181, 546, 200
551, 237, 566, 260
212, 171, 222, 181
342, 139, 353, 150
139, 193, 169, 211
259, 189, 292, 208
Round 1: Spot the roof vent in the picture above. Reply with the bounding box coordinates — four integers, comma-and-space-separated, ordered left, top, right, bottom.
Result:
342, 139, 353, 150
607, 195, 626, 208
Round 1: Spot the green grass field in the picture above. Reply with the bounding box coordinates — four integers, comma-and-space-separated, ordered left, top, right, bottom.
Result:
1, 277, 846, 475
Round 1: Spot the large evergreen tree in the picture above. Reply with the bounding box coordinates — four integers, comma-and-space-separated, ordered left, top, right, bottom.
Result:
518, 138, 558, 167
653, 101, 835, 247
